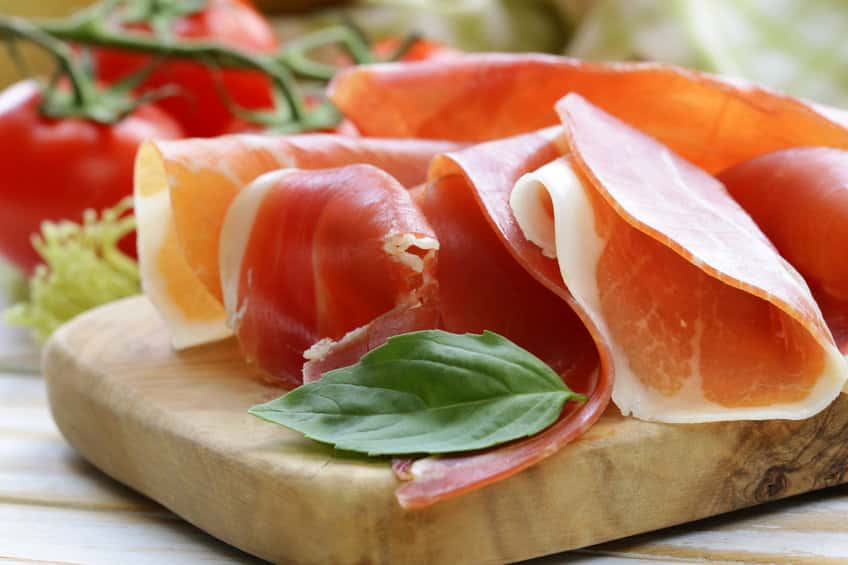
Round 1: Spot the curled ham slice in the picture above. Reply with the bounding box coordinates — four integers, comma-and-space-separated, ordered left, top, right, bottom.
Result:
329, 54, 848, 172
219, 164, 439, 388
395, 97, 848, 507
166, 135, 454, 301
719, 148, 848, 353
422, 128, 604, 384
135, 134, 456, 349
393, 372, 607, 508
510, 94, 846, 422
134, 62, 848, 508
396, 129, 611, 508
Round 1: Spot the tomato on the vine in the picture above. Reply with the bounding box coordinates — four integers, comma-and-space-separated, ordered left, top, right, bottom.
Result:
0, 80, 183, 273
96, 0, 277, 137
222, 37, 458, 135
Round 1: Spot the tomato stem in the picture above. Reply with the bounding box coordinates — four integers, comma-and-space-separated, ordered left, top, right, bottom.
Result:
0, 17, 93, 109
0, 2, 422, 130
387, 33, 423, 62
38, 15, 307, 121
280, 26, 374, 81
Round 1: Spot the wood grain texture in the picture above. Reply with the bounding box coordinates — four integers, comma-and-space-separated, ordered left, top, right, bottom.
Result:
41, 296, 848, 565
0, 372, 667, 565
10, 372, 848, 565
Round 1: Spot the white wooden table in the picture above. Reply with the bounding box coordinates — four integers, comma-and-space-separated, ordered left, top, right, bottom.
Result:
5, 311, 848, 564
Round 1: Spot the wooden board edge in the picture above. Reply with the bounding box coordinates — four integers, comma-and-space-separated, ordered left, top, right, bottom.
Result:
40, 297, 848, 565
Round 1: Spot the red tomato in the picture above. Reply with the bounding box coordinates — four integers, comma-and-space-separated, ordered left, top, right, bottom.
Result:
0, 80, 183, 274
222, 38, 455, 135
96, 0, 277, 137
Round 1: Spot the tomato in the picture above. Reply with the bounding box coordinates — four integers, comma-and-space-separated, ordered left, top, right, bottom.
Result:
96, 0, 277, 137
221, 38, 456, 135
0, 80, 183, 274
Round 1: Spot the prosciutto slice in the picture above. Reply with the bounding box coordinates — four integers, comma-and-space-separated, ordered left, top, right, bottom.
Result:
511, 94, 846, 421
329, 54, 848, 172
396, 129, 611, 508
134, 61, 848, 508
219, 165, 439, 388
135, 134, 456, 348
719, 148, 848, 352
395, 97, 848, 508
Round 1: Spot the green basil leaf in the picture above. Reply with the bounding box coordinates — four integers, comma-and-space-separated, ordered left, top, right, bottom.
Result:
249, 330, 585, 456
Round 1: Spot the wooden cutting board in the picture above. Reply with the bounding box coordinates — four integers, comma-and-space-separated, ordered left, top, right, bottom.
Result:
42, 296, 848, 565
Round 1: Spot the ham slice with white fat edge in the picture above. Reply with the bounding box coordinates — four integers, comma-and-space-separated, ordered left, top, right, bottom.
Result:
393, 97, 847, 508
134, 65, 848, 509
393, 127, 610, 508
219, 164, 439, 388
135, 134, 457, 349
509, 94, 846, 421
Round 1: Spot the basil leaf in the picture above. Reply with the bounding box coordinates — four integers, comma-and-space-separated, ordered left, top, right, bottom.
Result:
249, 330, 585, 456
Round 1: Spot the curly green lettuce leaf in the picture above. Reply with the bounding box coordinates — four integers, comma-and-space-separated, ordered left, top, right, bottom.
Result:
4, 198, 140, 342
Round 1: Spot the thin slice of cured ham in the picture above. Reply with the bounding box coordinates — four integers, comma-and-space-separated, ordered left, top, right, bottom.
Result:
135, 134, 456, 348
511, 94, 846, 422
395, 102, 844, 506
719, 148, 848, 353
219, 164, 439, 388
329, 54, 848, 173
136, 146, 230, 348
394, 128, 611, 508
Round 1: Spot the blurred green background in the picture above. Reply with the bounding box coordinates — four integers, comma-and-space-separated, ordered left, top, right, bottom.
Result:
1, 0, 846, 107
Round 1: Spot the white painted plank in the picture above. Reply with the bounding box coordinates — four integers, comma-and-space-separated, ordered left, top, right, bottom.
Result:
578, 486, 848, 565
0, 433, 159, 511
0, 374, 58, 437
0, 282, 40, 375
0, 504, 263, 565
525, 555, 741, 564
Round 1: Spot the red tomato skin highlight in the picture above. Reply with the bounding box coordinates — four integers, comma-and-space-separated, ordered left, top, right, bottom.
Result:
95, 0, 277, 137
0, 80, 183, 273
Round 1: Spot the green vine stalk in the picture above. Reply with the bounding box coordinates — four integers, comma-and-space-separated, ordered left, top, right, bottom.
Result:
0, 0, 416, 131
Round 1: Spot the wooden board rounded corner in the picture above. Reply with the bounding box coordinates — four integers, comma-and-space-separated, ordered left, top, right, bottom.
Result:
41, 295, 848, 565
